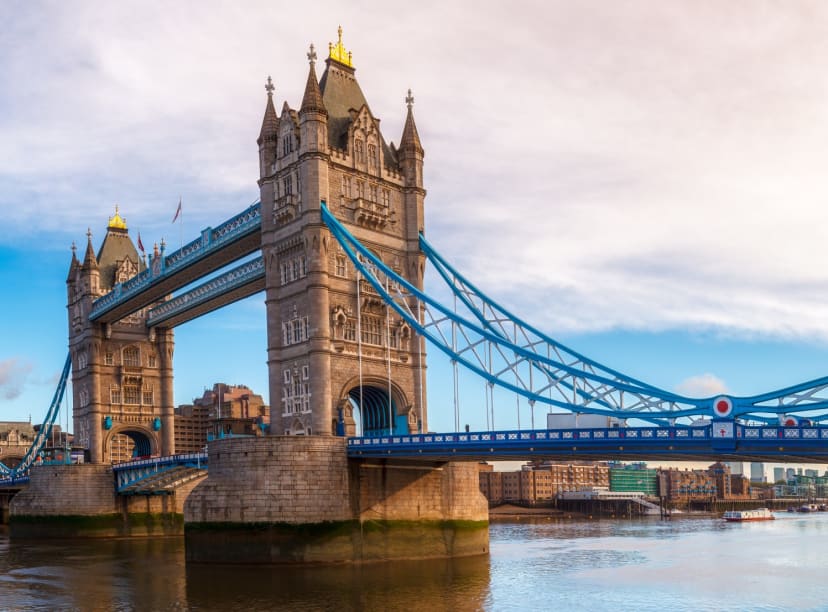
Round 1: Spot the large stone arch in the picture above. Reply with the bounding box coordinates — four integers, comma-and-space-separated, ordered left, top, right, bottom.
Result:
336, 375, 415, 437
103, 423, 159, 463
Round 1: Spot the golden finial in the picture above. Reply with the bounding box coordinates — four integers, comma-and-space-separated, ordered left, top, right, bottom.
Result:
328, 25, 353, 68
108, 204, 127, 231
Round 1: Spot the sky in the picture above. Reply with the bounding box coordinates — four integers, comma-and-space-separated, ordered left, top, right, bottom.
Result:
4, 2, 828, 472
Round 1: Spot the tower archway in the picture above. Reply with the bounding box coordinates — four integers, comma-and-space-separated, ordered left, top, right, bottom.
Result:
339, 377, 413, 437
104, 424, 158, 463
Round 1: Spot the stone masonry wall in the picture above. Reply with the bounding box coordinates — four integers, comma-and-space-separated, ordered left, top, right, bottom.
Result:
185, 436, 351, 524
10, 464, 117, 516
354, 461, 489, 522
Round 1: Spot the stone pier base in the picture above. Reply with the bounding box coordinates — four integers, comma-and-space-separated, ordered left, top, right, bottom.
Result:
9, 464, 193, 538
184, 436, 489, 563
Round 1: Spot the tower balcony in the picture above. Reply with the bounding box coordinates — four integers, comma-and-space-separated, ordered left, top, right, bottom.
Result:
353, 198, 389, 229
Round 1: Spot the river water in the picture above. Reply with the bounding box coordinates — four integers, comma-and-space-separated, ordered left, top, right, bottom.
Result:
2, 512, 827, 611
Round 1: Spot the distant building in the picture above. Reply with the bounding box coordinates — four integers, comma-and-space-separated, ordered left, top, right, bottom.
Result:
478, 461, 609, 506
174, 383, 269, 453
750, 463, 766, 483
609, 463, 658, 496
659, 468, 717, 501
709, 462, 733, 498
726, 462, 744, 476
0, 422, 36, 468
773, 467, 785, 483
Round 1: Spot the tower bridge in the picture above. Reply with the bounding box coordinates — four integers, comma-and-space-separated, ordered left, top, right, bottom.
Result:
5, 30, 828, 561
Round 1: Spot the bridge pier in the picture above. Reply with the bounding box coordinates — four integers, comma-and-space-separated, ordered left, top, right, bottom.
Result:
8, 464, 193, 537
184, 436, 489, 563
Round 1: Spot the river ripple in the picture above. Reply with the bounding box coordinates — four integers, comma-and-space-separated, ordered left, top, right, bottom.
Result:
1, 512, 826, 611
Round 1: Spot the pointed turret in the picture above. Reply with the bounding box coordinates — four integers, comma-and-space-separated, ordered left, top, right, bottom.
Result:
81, 229, 98, 271
300, 45, 327, 116
299, 43, 329, 184
66, 242, 80, 283
258, 76, 280, 180
258, 76, 279, 145
399, 89, 423, 155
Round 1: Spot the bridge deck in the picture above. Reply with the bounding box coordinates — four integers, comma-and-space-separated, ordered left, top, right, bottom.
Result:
347, 424, 828, 463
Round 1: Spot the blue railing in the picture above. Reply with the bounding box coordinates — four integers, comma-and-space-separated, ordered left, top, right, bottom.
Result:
347, 424, 828, 458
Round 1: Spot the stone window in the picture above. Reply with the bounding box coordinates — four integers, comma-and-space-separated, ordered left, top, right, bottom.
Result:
335, 255, 347, 278
344, 320, 356, 342
382, 189, 390, 207
104, 352, 114, 366
354, 139, 365, 163
361, 315, 383, 346
123, 346, 140, 367
342, 176, 351, 196
110, 386, 121, 404
368, 143, 377, 169
282, 134, 293, 156
280, 254, 307, 285
78, 351, 88, 370
124, 384, 140, 405
148, 355, 157, 368
282, 315, 309, 346
356, 181, 365, 199
282, 175, 292, 196
302, 365, 309, 380
369, 184, 378, 202
143, 386, 154, 405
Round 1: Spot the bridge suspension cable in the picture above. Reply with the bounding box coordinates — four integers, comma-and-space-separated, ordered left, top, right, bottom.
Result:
321, 204, 828, 425
0, 354, 72, 478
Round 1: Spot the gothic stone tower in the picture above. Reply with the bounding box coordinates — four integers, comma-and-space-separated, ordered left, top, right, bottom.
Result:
66, 209, 175, 463
259, 31, 427, 437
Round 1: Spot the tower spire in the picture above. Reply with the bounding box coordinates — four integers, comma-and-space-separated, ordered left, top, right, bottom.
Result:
81, 228, 98, 271
258, 75, 279, 144
300, 43, 327, 115
400, 88, 423, 154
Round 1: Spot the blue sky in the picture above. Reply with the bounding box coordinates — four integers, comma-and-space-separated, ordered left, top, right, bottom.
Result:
4, 1, 828, 470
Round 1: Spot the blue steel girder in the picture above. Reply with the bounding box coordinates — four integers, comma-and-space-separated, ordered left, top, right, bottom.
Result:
89, 202, 262, 324
321, 203, 828, 425
146, 256, 265, 328
322, 204, 705, 421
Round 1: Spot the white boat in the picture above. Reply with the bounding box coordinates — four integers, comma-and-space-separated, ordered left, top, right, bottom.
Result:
723, 508, 775, 522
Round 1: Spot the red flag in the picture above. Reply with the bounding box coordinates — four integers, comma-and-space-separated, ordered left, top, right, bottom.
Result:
137, 232, 145, 254
172, 197, 182, 223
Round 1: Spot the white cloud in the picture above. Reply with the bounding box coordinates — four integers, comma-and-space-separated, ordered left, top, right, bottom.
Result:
0, 358, 33, 400
4, 1, 828, 342
674, 373, 729, 398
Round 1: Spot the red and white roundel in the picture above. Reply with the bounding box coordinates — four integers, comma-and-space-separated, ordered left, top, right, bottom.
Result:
713, 396, 733, 418
782, 416, 798, 427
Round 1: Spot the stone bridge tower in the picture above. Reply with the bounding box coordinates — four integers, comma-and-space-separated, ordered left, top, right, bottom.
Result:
259, 30, 427, 437
66, 209, 175, 463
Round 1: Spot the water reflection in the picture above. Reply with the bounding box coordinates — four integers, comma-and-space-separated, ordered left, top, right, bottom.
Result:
185, 555, 490, 611
4, 515, 828, 611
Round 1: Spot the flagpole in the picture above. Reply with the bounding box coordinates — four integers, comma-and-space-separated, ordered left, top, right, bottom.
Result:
179, 195, 183, 251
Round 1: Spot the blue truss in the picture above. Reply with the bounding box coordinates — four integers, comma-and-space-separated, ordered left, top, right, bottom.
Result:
321, 203, 828, 425
0, 354, 71, 478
